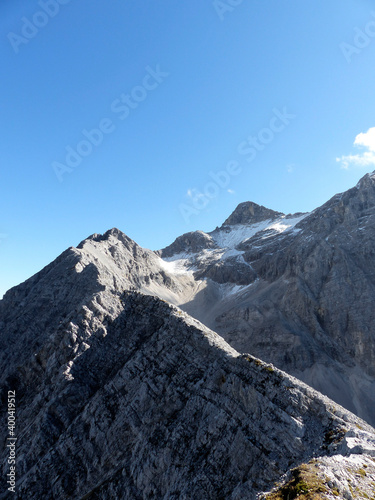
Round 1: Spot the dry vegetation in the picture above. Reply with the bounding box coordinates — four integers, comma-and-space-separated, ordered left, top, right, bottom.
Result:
263, 463, 329, 500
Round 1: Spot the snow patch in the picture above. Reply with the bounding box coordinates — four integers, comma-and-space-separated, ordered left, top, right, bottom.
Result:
159, 255, 196, 275
211, 214, 309, 250
212, 220, 275, 248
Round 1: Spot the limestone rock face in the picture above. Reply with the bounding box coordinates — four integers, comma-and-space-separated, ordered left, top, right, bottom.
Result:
222, 201, 284, 226
159, 230, 217, 258
159, 172, 375, 426
1, 288, 374, 499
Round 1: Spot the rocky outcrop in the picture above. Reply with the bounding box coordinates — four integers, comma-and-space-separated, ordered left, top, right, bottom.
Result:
222, 201, 283, 226
1, 289, 374, 499
262, 455, 375, 499
159, 230, 217, 258
194, 256, 257, 285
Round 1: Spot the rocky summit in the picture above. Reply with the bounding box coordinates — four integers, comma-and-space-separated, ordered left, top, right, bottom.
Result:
1, 172, 375, 499
160, 171, 375, 427
221, 201, 284, 226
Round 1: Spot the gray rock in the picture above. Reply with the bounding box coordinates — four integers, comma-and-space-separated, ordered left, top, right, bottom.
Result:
1, 289, 374, 499
222, 201, 284, 226
2, 172, 375, 499
161, 171, 375, 426
159, 231, 217, 259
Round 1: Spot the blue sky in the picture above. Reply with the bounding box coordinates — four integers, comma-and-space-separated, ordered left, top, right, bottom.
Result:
1, 0, 375, 297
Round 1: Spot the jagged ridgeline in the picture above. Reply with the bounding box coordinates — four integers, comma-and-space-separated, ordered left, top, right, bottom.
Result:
159, 171, 375, 427
1, 172, 375, 498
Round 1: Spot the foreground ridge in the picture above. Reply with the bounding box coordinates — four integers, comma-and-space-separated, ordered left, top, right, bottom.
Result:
1, 291, 374, 498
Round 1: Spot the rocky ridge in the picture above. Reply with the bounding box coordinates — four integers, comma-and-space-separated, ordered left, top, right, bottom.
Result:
1, 287, 375, 498
1, 172, 375, 498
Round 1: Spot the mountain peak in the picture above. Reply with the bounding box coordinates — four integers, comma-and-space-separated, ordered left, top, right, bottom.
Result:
356, 169, 375, 189
222, 201, 283, 226
159, 230, 217, 258
77, 227, 135, 250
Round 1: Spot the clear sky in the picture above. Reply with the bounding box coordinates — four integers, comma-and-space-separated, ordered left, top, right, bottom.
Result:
1, 0, 375, 298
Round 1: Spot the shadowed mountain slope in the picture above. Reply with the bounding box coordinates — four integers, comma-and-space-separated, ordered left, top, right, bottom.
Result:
159, 172, 375, 425
1, 288, 374, 498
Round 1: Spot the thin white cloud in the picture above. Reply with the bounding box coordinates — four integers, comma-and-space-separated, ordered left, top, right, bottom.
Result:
337, 127, 375, 170
186, 188, 206, 201
337, 152, 375, 170
227, 189, 235, 195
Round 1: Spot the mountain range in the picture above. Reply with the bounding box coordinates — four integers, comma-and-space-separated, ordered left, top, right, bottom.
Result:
1, 171, 375, 499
